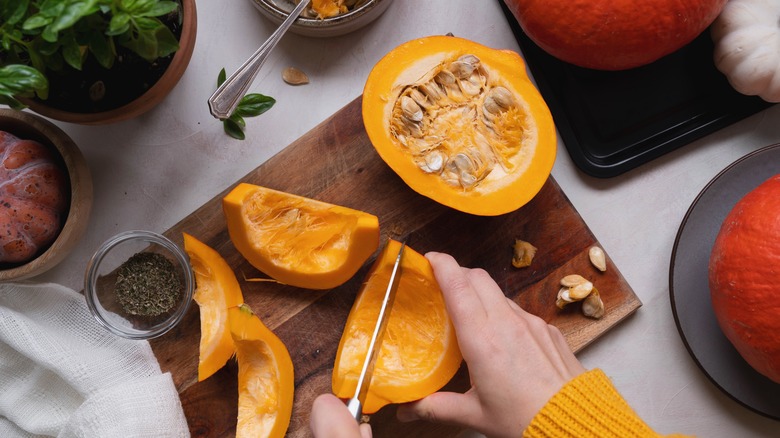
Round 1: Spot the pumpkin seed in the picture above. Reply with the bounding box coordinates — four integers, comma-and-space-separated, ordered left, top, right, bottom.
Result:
388, 53, 528, 191
582, 288, 605, 319
282, 67, 309, 85
589, 246, 607, 272
512, 239, 537, 268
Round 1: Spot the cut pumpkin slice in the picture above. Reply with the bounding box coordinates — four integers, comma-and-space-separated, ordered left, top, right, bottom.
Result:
183, 233, 244, 381
229, 304, 294, 438
223, 182, 380, 290
332, 239, 463, 413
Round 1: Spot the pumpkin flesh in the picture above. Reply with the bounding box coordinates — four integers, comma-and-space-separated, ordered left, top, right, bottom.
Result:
229, 304, 294, 438
363, 36, 556, 216
333, 240, 462, 413
183, 232, 245, 382
709, 174, 780, 383
223, 183, 380, 290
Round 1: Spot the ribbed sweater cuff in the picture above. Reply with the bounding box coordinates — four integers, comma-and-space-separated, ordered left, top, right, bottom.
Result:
524, 369, 665, 438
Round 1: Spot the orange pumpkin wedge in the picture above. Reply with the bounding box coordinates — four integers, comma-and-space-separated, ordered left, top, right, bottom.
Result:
183, 233, 244, 381
332, 239, 462, 413
362, 35, 556, 216
228, 304, 294, 438
223, 182, 380, 290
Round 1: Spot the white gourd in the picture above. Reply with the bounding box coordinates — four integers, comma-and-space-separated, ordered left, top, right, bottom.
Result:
711, 0, 780, 102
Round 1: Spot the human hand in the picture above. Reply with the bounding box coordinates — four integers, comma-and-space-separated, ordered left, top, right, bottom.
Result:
310, 393, 373, 438
396, 252, 586, 438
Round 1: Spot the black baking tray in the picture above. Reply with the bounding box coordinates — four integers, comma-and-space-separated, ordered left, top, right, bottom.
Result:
498, 1, 774, 178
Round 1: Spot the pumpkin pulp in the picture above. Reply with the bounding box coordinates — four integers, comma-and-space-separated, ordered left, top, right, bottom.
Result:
229, 304, 294, 438
223, 182, 380, 290
332, 239, 462, 413
709, 174, 780, 383
362, 35, 556, 216
182, 232, 244, 382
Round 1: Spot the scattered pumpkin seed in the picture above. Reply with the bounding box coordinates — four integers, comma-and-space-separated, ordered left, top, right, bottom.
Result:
512, 239, 537, 268
589, 246, 607, 272
582, 288, 605, 319
282, 67, 310, 85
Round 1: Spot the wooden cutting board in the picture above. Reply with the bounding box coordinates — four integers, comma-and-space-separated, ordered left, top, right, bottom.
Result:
152, 96, 641, 437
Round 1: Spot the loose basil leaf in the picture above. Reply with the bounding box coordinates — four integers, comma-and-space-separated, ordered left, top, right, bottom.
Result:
217, 68, 227, 87
234, 94, 275, 118
224, 117, 246, 140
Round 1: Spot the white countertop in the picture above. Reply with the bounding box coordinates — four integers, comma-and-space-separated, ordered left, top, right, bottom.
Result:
36, 0, 780, 436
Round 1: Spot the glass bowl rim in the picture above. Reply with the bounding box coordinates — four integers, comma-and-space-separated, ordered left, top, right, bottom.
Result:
84, 230, 194, 340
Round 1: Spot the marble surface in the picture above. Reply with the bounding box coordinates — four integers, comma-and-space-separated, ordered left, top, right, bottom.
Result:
35, 0, 780, 436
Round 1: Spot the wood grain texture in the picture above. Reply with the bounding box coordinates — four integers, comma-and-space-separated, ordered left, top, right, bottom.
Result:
152, 96, 642, 437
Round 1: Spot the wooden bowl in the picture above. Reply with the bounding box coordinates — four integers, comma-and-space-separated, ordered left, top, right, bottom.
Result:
23, 0, 197, 125
0, 109, 93, 281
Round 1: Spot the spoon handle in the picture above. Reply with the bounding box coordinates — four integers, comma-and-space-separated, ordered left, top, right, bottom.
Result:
208, 0, 310, 120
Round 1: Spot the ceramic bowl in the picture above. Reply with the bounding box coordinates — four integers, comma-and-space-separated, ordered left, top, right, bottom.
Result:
0, 109, 93, 281
250, 0, 393, 37
84, 231, 194, 340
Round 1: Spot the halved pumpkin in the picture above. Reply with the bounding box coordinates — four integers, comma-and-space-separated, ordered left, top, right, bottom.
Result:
183, 233, 245, 382
228, 304, 294, 438
332, 239, 462, 413
223, 183, 380, 290
362, 35, 556, 216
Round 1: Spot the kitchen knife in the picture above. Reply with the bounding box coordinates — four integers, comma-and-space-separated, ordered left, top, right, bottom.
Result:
345, 241, 405, 422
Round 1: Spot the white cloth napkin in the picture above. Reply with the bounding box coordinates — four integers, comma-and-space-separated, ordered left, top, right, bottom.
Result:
0, 282, 190, 438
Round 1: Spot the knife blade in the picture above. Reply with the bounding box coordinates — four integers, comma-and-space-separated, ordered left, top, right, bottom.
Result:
346, 241, 405, 422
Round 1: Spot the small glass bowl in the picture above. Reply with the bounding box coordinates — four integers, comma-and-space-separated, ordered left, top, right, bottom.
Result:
84, 230, 194, 340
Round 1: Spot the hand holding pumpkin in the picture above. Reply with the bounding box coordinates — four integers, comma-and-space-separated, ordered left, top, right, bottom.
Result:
395, 252, 585, 437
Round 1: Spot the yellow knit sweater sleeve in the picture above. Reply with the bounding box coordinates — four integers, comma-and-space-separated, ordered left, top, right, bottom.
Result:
523, 369, 692, 438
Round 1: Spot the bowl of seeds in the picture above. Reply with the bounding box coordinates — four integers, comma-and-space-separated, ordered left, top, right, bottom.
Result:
84, 230, 194, 340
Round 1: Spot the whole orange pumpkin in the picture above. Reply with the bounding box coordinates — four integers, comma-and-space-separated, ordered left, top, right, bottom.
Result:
709, 174, 780, 383
503, 0, 728, 70
0, 131, 68, 264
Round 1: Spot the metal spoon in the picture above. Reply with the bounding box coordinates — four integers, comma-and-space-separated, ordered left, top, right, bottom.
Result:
208, 0, 310, 120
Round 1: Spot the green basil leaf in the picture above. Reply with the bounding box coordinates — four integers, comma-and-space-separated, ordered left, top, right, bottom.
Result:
0, 95, 27, 110
50, 2, 91, 33
37, 39, 60, 56
235, 94, 275, 118
1, 0, 29, 25
153, 25, 179, 58
223, 118, 246, 140
121, 30, 157, 62
134, 16, 163, 31
107, 12, 131, 35
144, 1, 178, 17
229, 113, 246, 128
89, 33, 114, 69
218, 68, 226, 87
62, 33, 84, 70
37, 0, 64, 18
0, 64, 48, 95
22, 14, 52, 31
41, 24, 58, 43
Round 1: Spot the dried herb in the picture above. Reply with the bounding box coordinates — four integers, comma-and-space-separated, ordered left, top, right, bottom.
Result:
115, 252, 181, 317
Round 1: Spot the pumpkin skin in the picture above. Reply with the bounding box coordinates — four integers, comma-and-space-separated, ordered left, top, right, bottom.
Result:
709, 174, 780, 383
503, 0, 728, 71
362, 36, 556, 216
0, 131, 68, 264
711, 0, 780, 103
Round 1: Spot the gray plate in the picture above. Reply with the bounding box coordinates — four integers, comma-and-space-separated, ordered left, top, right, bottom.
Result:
670, 144, 780, 420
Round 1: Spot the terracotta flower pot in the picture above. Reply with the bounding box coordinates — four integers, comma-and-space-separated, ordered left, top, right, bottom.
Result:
25, 0, 197, 125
